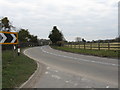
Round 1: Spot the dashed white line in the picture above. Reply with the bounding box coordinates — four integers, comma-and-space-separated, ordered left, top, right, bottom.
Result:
47, 67, 50, 70
106, 85, 110, 88
65, 81, 69, 83
51, 75, 61, 80
41, 47, 118, 66
45, 72, 49, 74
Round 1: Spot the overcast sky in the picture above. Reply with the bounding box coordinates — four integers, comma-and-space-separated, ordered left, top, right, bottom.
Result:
0, 0, 119, 41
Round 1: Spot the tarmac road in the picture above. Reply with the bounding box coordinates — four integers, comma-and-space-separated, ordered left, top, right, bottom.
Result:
22, 46, 118, 88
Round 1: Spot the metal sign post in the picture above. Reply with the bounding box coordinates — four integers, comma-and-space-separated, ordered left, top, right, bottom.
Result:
0, 35, 2, 89
0, 31, 18, 89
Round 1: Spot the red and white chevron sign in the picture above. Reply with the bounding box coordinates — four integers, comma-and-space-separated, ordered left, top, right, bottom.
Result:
0, 32, 18, 44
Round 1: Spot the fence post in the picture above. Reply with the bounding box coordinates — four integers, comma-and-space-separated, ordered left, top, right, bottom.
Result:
75, 43, 76, 49
90, 42, 92, 50
69, 43, 70, 48
74, 42, 75, 48
98, 42, 100, 50
84, 42, 86, 49
67, 43, 69, 48
79, 42, 80, 49
108, 42, 110, 50
71, 42, 73, 48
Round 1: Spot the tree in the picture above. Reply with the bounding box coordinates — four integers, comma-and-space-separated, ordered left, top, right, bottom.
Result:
18, 29, 30, 42
29, 35, 38, 43
82, 38, 86, 42
48, 26, 64, 45
18, 29, 38, 44
1, 17, 11, 31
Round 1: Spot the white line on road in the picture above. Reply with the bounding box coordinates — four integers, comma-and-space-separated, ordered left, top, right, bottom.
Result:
45, 71, 49, 74
41, 47, 118, 66
51, 75, 61, 80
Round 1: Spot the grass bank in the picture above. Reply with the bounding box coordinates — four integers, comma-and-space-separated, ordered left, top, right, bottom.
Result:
51, 46, 118, 58
2, 49, 37, 88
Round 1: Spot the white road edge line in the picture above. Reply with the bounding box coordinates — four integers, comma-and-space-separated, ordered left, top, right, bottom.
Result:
41, 47, 118, 66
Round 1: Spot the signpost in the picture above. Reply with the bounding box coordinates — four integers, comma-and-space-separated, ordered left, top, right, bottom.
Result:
0, 31, 18, 44
0, 30, 18, 88
0, 33, 1, 89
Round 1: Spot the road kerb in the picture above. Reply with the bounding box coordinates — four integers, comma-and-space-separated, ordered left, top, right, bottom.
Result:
19, 48, 45, 88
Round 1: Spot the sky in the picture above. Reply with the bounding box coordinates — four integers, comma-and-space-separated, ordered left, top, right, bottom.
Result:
0, 0, 119, 41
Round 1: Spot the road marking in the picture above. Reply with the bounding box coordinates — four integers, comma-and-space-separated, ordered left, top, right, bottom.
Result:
74, 83, 78, 86
45, 72, 49, 74
51, 75, 61, 80
106, 86, 109, 88
65, 81, 69, 83
22, 47, 118, 88
81, 78, 90, 82
55, 70, 58, 72
47, 67, 50, 70
41, 47, 118, 66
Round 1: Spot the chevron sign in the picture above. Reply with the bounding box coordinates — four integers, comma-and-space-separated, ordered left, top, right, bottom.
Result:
0, 32, 18, 44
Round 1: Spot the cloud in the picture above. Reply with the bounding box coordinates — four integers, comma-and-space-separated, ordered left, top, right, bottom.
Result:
0, 0, 119, 41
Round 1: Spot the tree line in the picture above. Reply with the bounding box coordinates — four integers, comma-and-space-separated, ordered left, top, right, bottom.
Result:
1, 17, 119, 49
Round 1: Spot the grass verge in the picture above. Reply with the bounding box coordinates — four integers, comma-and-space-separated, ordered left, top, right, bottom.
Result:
2, 49, 37, 88
51, 46, 118, 59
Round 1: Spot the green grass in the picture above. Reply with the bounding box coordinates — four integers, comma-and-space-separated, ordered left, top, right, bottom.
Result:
2, 49, 37, 88
52, 46, 118, 58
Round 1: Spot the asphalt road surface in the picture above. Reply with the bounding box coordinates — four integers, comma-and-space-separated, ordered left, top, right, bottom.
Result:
23, 46, 118, 88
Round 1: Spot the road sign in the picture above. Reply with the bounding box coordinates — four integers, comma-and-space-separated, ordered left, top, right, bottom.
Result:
0, 31, 18, 44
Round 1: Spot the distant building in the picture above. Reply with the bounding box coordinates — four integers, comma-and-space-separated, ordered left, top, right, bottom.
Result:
75, 37, 82, 42
38, 39, 52, 46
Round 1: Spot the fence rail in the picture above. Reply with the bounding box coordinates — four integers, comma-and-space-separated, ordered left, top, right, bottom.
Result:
65, 42, 120, 51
